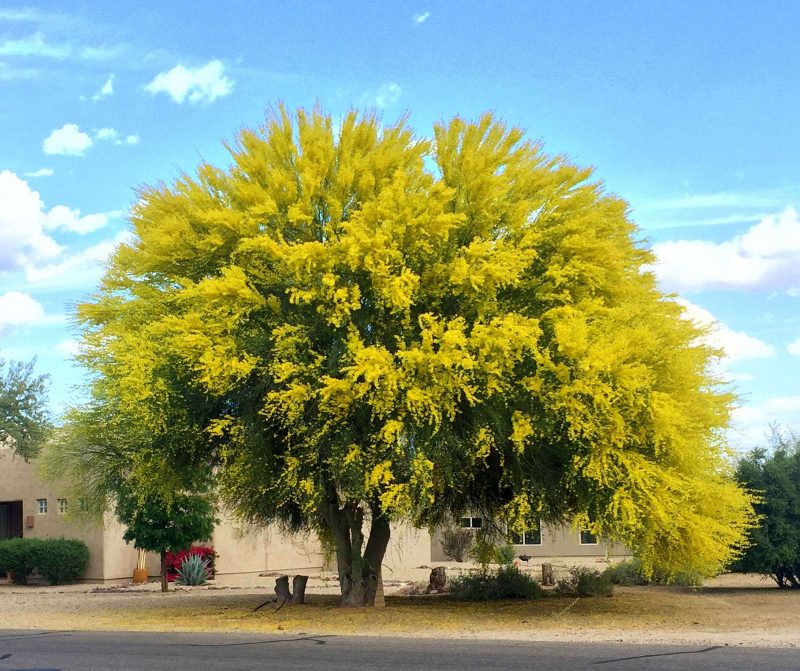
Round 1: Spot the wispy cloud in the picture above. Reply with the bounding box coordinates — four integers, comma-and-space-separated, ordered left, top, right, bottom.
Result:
731, 396, 800, 449
144, 60, 234, 105
24, 168, 54, 178
788, 337, 800, 357
0, 32, 70, 59
0, 8, 41, 22
0, 61, 38, 80
93, 127, 140, 146
92, 73, 114, 101
412, 11, 431, 24
360, 82, 403, 109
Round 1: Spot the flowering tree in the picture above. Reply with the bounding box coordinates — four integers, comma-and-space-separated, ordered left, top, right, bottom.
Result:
67, 106, 753, 605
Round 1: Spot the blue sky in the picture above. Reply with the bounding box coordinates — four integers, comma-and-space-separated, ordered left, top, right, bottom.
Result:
1, 1, 798, 448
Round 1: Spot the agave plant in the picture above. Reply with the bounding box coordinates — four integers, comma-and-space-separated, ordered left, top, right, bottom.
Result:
175, 554, 210, 586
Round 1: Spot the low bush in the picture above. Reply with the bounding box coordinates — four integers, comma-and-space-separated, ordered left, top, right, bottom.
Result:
602, 559, 700, 587
557, 566, 614, 597
494, 544, 516, 566
165, 546, 216, 582
33, 539, 90, 585
0, 538, 42, 584
440, 528, 473, 562
450, 565, 543, 601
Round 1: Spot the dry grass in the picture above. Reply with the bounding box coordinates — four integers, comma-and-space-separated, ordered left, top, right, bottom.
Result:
1, 578, 798, 647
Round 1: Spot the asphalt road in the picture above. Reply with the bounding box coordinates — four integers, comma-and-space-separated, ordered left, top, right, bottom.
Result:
0, 630, 797, 671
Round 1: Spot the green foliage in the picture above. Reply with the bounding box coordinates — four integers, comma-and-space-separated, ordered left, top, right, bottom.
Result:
118, 490, 216, 555
602, 558, 699, 587
57, 104, 754, 592
175, 553, 209, 586
602, 559, 650, 586
450, 565, 542, 601
0, 358, 50, 460
0, 538, 44, 584
470, 532, 499, 568
557, 566, 614, 597
440, 527, 473, 562
32, 539, 90, 585
494, 544, 516, 566
734, 433, 800, 588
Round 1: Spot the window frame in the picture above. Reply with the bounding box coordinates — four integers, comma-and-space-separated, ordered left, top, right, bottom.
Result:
510, 519, 542, 546
57, 498, 68, 515
459, 516, 483, 529
579, 529, 598, 545
36, 498, 48, 515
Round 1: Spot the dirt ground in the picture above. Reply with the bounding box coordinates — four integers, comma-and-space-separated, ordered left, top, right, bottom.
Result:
0, 571, 796, 648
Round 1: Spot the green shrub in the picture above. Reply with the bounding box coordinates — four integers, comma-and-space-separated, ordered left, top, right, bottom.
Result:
450, 565, 542, 601
602, 559, 699, 587
603, 559, 650, 586
175, 553, 209, 586
33, 539, 90, 585
494, 544, 516, 566
557, 566, 614, 597
0, 538, 43, 584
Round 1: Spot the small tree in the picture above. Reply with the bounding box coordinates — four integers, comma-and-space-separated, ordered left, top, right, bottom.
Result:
735, 433, 800, 588
0, 358, 50, 460
116, 491, 215, 592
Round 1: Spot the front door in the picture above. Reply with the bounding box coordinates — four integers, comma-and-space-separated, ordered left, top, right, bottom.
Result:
0, 501, 23, 539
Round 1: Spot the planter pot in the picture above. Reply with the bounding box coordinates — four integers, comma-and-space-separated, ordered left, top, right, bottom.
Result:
132, 568, 148, 584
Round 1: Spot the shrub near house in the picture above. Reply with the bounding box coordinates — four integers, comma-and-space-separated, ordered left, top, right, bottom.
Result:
0, 538, 89, 585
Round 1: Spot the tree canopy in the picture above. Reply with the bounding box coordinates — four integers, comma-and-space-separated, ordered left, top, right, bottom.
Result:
735, 433, 800, 588
0, 358, 50, 460
60, 106, 754, 603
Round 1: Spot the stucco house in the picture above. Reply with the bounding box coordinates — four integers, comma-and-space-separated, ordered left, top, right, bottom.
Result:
1, 443, 629, 582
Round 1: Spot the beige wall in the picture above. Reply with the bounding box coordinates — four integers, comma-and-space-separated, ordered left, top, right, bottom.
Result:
0, 446, 108, 580
430, 521, 632, 562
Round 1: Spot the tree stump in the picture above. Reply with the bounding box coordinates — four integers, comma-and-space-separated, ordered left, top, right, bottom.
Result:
292, 575, 309, 604
275, 575, 292, 603
541, 563, 554, 586
426, 566, 447, 593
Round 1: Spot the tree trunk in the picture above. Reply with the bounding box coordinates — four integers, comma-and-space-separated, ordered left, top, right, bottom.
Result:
160, 550, 168, 593
321, 491, 391, 607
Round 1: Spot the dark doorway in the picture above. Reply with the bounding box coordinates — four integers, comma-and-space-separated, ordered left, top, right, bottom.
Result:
0, 501, 23, 539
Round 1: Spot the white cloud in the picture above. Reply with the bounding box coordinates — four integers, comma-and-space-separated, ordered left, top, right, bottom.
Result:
0, 291, 44, 333
144, 60, 234, 105
43, 123, 93, 155
125, 134, 139, 145
0, 170, 115, 274
24, 168, 53, 178
0, 170, 61, 270
0, 32, 70, 59
25, 230, 131, 287
413, 11, 431, 24
788, 337, 800, 356
41, 205, 108, 235
374, 82, 402, 108
95, 127, 119, 142
0, 8, 41, 21
56, 338, 81, 356
92, 74, 114, 101
676, 298, 775, 363
731, 396, 800, 449
650, 207, 800, 293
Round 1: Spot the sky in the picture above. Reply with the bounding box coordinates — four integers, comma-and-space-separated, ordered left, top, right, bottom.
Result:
0, 1, 798, 450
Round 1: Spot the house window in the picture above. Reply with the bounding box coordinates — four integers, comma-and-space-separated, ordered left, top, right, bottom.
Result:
58, 499, 68, 514
37, 498, 48, 514
580, 530, 598, 545
460, 516, 483, 529
511, 521, 542, 546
